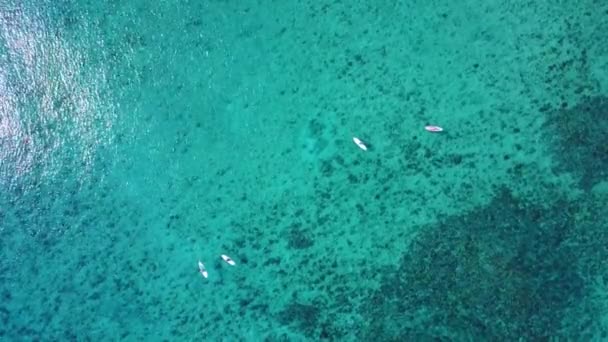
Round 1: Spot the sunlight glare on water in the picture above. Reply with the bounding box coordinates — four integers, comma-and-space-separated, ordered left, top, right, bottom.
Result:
0, 3, 118, 244
0, 4, 115, 196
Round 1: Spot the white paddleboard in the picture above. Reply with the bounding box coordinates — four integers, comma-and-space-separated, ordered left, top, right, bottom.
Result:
198, 261, 208, 278
424, 125, 443, 132
221, 254, 236, 266
352, 137, 368, 151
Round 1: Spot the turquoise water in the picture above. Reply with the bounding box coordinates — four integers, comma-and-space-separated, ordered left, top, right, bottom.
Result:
1, 0, 608, 340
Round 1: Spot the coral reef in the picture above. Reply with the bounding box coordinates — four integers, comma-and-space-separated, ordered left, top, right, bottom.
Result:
360, 184, 608, 340
544, 96, 608, 190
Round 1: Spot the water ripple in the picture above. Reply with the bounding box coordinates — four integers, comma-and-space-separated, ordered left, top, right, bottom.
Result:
0, 4, 115, 195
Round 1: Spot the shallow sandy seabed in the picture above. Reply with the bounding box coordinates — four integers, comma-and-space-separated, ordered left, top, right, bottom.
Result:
1, 0, 608, 340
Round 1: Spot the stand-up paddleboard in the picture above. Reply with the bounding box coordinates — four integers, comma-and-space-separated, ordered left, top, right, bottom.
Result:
221, 254, 236, 266
198, 261, 208, 278
425, 125, 443, 132
352, 137, 368, 151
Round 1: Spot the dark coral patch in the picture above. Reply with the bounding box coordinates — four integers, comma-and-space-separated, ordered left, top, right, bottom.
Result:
284, 223, 314, 249
278, 302, 321, 337
544, 96, 608, 190
360, 187, 608, 340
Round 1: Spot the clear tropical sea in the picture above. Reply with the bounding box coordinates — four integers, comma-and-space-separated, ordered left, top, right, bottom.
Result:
1, 0, 608, 340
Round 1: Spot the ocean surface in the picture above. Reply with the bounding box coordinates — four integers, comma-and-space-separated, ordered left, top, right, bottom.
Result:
1, 0, 607, 340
